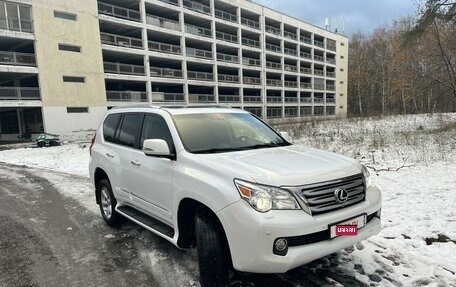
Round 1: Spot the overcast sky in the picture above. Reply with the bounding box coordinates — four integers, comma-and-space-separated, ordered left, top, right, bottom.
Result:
253, 0, 419, 36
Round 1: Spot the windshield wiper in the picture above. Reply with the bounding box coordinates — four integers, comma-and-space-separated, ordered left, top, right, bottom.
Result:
192, 147, 245, 154
239, 142, 289, 150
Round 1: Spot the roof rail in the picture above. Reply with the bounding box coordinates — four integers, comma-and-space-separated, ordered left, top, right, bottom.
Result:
110, 104, 161, 110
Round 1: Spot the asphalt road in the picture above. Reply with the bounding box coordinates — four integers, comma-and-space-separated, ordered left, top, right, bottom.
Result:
0, 163, 376, 287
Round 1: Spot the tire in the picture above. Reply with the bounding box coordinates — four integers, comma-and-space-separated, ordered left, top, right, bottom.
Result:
98, 179, 120, 226
195, 209, 231, 287
37, 141, 46, 147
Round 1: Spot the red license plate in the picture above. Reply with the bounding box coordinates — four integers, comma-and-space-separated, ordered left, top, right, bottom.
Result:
335, 225, 358, 236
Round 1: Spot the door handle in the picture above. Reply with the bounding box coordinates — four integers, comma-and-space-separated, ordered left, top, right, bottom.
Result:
131, 160, 141, 167
106, 152, 114, 158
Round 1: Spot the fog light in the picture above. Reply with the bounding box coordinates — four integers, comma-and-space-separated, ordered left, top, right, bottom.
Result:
275, 238, 288, 251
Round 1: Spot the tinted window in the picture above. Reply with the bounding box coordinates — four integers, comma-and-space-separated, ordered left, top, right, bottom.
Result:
103, 113, 121, 143
118, 114, 142, 148
140, 115, 174, 153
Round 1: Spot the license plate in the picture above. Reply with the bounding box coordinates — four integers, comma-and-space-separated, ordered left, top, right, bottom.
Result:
330, 214, 366, 238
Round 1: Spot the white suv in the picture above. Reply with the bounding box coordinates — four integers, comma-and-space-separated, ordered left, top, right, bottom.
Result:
89, 106, 382, 286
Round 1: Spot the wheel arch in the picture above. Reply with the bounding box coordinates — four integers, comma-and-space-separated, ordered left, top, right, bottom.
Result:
94, 168, 110, 205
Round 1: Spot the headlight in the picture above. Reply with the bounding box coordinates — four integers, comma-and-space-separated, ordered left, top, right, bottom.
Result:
362, 165, 372, 187
234, 179, 301, 212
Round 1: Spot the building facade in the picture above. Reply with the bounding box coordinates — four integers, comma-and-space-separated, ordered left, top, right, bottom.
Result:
0, 0, 348, 140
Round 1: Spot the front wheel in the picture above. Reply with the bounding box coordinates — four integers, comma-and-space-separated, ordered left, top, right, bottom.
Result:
98, 179, 120, 226
195, 209, 231, 287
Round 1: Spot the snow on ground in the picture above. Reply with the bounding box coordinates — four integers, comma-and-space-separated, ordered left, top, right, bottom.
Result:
1, 113, 455, 286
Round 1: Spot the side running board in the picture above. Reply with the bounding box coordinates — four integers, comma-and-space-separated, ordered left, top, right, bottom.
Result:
116, 205, 175, 238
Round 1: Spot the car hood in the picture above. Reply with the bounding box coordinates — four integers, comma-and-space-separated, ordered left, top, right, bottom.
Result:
203, 145, 362, 186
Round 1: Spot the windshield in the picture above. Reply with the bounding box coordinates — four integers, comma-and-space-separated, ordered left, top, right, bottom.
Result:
172, 112, 290, 154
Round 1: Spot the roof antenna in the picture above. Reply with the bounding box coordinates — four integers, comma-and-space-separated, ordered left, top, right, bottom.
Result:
325, 18, 329, 30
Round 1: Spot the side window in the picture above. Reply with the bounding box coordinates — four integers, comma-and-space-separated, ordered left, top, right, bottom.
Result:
118, 113, 142, 148
140, 115, 174, 153
103, 113, 121, 143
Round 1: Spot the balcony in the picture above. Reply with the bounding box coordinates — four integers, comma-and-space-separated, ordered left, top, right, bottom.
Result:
219, 95, 240, 102
266, 61, 281, 70
266, 43, 281, 53
300, 67, 312, 74
327, 58, 336, 65
243, 76, 261, 85
187, 70, 214, 81
189, 94, 215, 103
158, 0, 179, 6
284, 64, 297, 73
326, 97, 335, 103
314, 40, 325, 48
327, 44, 337, 51
106, 91, 148, 102
284, 31, 297, 40
326, 71, 335, 78
146, 15, 180, 31
0, 87, 40, 100
218, 74, 239, 83
284, 47, 297, 57
217, 52, 239, 64
242, 37, 260, 48
152, 92, 185, 102
284, 81, 298, 88
186, 47, 212, 60
100, 32, 143, 49
98, 2, 140, 22
241, 18, 260, 30
216, 31, 238, 44
215, 9, 237, 23
285, 97, 298, 103
265, 25, 281, 36
244, 96, 262, 102
314, 84, 325, 90
104, 62, 145, 75
314, 55, 325, 62
300, 83, 312, 89
300, 52, 312, 59
0, 51, 36, 66
267, 96, 282, 103
148, 41, 181, 54
326, 85, 335, 91
266, 79, 282, 87
300, 36, 311, 44
314, 98, 324, 103
150, 67, 183, 78
300, 97, 312, 103
185, 24, 212, 38
242, 57, 261, 67
183, 0, 211, 15
314, 69, 324, 76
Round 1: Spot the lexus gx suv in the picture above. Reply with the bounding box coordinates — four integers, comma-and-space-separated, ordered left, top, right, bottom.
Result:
89, 106, 382, 286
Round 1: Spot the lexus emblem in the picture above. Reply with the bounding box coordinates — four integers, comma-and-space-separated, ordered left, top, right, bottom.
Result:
334, 188, 348, 204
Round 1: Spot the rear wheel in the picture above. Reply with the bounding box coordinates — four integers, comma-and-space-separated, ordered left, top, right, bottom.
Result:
195, 209, 231, 287
98, 179, 120, 226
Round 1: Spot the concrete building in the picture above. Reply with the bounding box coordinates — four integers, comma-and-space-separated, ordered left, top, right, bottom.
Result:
0, 0, 348, 140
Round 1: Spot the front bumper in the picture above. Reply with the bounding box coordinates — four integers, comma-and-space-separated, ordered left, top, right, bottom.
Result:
217, 185, 382, 273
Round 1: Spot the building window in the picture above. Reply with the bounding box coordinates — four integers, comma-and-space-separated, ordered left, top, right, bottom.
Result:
0, 2, 33, 32
340, 55, 345, 59
267, 107, 282, 119
0, 110, 19, 134
340, 68, 344, 72
284, 107, 298, 118
244, 107, 262, 118
314, 106, 324, 116
58, 43, 81, 53
340, 93, 344, 97
340, 106, 344, 109
67, 107, 88, 113
300, 106, 312, 117
54, 10, 77, 21
340, 81, 344, 84
63, 76, 85, 83
340, 42, 345, 46
327, 106, 335, 115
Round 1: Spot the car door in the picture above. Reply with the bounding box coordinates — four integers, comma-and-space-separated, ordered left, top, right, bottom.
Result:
127, 113, 176, 225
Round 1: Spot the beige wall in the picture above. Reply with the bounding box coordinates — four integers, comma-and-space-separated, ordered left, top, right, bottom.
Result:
33, 0, 106, 107
336, 35, 349, 118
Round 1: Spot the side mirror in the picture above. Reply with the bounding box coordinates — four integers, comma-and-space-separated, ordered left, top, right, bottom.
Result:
280, 131, 291, 142
143, 139, 170, 157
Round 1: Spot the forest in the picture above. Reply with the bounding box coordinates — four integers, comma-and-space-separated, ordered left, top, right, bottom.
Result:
347, 0, 456, 116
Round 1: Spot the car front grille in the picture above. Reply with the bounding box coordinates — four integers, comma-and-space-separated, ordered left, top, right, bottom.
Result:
300, 174, 365, 215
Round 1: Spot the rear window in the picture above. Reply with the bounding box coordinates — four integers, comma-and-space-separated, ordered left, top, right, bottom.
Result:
103, 113, 121, 143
